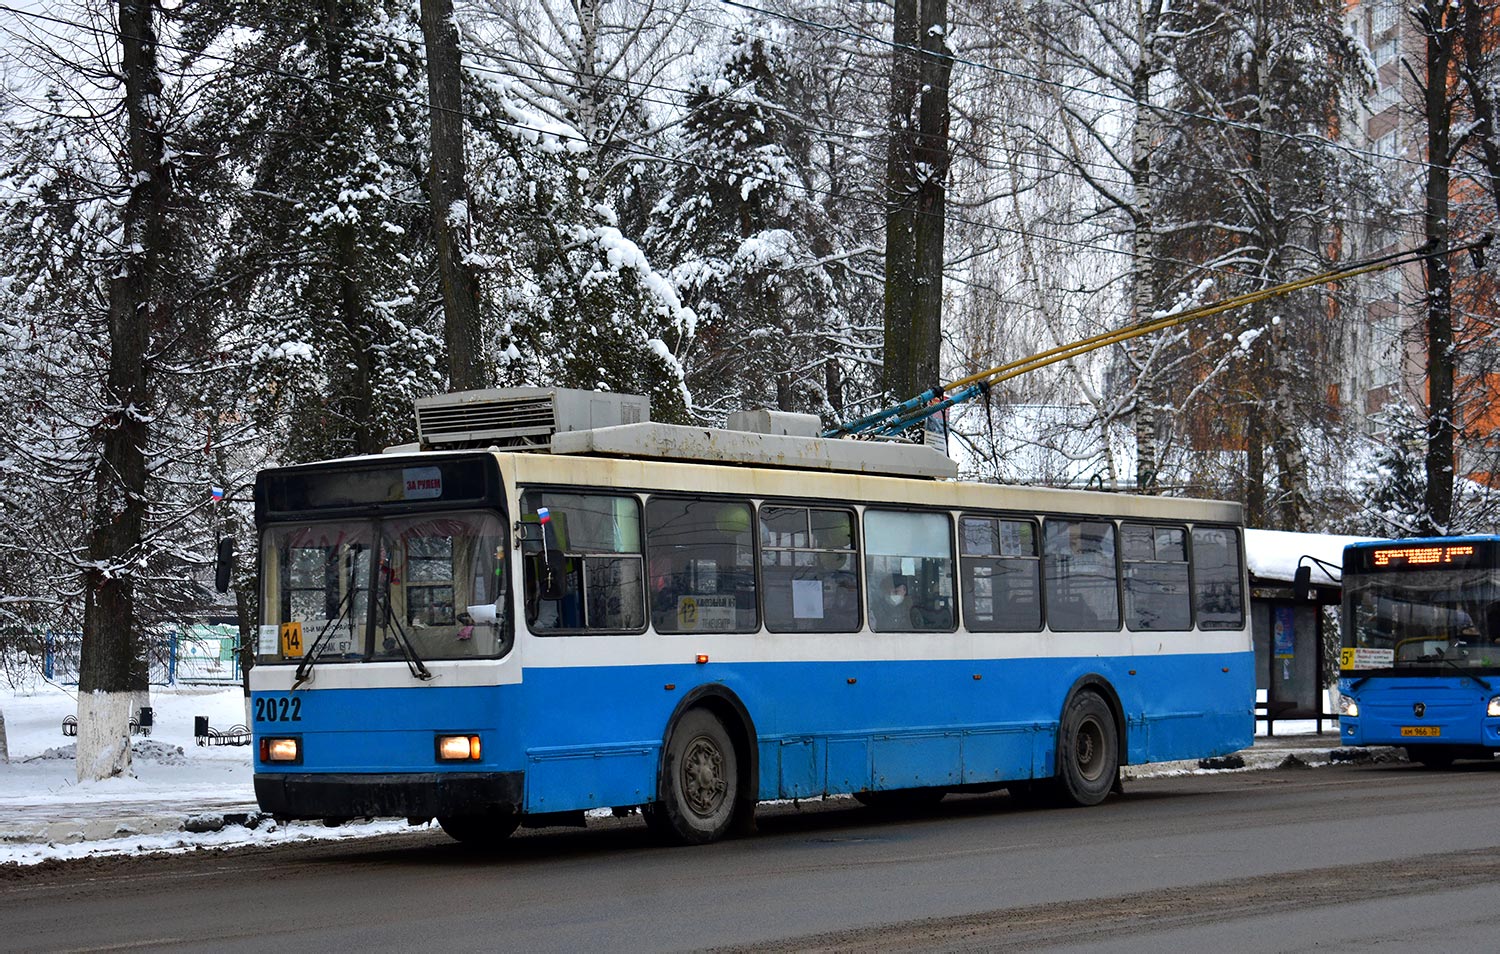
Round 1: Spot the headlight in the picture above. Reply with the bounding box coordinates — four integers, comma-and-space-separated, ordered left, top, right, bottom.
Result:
1488, 697, 1500, 717
436, 734, 482, 761
1339, 697, 1359, 717
260, 737, 301, 763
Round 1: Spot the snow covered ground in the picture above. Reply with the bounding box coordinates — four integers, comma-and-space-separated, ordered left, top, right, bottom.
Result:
0, 682, 418, 866
0, 681, 1347, 868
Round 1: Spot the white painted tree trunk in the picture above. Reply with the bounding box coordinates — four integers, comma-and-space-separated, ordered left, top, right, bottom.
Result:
76, 690, 133, 781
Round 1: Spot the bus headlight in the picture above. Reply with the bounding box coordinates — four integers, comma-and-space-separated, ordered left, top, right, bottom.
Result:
1339, 697, 1359, 718
260, 737, 301, 763
1488, 697, 1500, 717
436, 734, 482, 761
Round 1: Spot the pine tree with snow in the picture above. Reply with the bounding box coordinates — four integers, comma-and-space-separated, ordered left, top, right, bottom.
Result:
647, 27, 862, 422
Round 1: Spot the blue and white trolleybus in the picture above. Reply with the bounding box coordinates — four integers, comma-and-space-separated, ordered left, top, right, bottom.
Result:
249, 388, 1255, 844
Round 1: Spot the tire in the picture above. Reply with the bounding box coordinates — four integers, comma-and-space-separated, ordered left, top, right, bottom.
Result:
646, 709, 739, 845
852, 787, 946, 813
1055, 691, 1119, 807
1411, 746, 1457, 770
437, 811, 521, 848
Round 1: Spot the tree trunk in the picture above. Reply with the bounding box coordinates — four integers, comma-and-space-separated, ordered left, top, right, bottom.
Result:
420, 0, 487, 392
78, 0, 170, 782
883, 0, 920, 401
884, 0, 950, 403
1128, 4, 1163, 491
1421, 0, 1456, 533
0, 707, 8, 763
911, 0, 951, 398
1245, 397, 1267, 528
825, 357, 844, 417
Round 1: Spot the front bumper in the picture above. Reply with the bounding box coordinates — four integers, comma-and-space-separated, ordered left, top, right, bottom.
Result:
255, 771, 524, 820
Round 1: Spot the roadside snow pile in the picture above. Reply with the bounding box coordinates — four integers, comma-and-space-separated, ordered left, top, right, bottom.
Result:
24, 739, 188, 765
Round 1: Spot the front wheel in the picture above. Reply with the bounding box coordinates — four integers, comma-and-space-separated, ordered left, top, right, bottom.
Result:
645, 709, 740, 845
1055, 692, 1119, 807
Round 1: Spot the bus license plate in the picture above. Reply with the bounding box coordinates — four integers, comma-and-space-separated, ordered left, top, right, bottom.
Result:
1401, 726, 1441, 737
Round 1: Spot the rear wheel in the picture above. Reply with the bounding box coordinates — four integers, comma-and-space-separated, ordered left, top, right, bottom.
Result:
646, 709, 739, 845
1055, 692, 1119, 807
437, 811, 520, 847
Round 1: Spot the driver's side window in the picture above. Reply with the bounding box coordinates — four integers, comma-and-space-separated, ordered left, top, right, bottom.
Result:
520, 490, 646, 634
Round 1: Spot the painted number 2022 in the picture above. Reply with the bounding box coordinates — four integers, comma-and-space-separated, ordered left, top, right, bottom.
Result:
254, 697, 302, 722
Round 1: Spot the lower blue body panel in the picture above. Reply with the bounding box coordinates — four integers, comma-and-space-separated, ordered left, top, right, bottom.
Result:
254, 652, 1253, 818
1338, 675, 1500, 750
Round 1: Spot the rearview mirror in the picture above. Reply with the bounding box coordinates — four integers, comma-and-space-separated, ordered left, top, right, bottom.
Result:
1293, 564, 1312, 602
215, 538, 235, 593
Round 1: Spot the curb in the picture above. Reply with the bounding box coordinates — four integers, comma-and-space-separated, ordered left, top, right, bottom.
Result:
1125, 744, 1406, 778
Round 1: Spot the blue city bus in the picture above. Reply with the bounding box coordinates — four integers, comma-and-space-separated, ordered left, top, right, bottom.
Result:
248, 389, 1254, 845
1339, 536, 1500, 767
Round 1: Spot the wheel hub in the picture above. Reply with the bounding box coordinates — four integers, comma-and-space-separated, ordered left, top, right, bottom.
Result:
682, 736, 727, 817
1076, 718, 1105, 781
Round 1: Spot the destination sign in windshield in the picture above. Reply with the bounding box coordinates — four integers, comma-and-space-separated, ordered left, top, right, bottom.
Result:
1352, 541, 1493, 572
257, 455, 499, 518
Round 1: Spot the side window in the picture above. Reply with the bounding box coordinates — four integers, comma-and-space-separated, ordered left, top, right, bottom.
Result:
1192, 526, 1246, 629
1121, 523, 1191, 631
864, 510, 955, 632
1043, 519, 1120, 632
646, 497, 758, 633
960, 516, 1041, 632
520, 491, 645, 633
761, 506, 860, 633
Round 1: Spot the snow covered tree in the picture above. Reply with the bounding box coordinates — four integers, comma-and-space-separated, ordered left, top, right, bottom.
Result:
1157, 0, 1369, 528
647, 27, 870, 422
191, 0, 444, 460
0, 0, 200, 780
1355, 402, 1429, 536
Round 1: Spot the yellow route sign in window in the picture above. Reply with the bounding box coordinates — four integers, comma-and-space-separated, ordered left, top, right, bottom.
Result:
280, 621, 304, 657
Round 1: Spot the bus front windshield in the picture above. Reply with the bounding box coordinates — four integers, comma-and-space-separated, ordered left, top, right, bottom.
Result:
259, 511, 512, 663
1344, 568, 1500, 672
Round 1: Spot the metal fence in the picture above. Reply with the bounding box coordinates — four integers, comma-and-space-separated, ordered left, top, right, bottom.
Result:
41, 624, 243, 686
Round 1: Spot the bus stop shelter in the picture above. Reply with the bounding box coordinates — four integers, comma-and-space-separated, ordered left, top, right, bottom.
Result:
1244, 529, 1374, 735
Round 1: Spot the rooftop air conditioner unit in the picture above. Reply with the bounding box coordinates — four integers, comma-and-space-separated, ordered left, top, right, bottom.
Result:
414, 387, 650, 450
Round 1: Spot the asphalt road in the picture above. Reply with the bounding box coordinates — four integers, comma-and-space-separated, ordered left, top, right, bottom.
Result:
4, 760, 1500, 952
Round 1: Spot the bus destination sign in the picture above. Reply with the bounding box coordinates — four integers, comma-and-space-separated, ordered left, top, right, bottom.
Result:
1356, 541, 1491, 572
258, 455, 497, 517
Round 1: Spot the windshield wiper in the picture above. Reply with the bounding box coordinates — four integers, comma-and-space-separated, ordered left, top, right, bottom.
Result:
294, 544, 364, 689
1419, 645, 1493, 690
378, 553, 433, 681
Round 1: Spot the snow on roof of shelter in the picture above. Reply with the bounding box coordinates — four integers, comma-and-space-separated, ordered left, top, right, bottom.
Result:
1245, 529, 1382, 586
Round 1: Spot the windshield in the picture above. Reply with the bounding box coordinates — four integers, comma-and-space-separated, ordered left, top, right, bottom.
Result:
259, 510, 511, 663
1343, 568, 1500, 672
